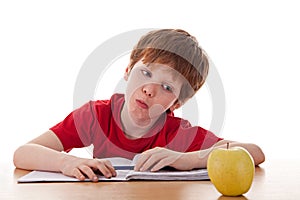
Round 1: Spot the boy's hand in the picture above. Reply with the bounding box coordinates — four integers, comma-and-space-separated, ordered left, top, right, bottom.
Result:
60, 155, 116, 182
134, 147, 196, 172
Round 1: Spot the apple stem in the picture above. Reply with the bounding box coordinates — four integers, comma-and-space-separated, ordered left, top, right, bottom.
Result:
227, 142, 229, 149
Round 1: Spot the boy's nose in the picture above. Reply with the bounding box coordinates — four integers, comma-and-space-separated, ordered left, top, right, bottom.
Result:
142, 84, 157, 97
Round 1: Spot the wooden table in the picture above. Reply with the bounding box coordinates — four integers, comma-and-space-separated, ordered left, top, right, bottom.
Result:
1, 160, 300, 199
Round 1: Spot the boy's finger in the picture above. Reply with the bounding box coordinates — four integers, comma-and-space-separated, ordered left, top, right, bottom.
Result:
79, 165, 98, 182
150, 157, 171, 172
96, 163, 114, 178
134, 153, 151, 171
94, 159, 117, 177
141, 154, 168, 171
72, 168, 86, 181
104, 161, 117, 177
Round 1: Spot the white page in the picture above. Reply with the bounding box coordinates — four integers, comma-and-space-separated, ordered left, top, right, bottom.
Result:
18, 170, 130, 183
125, 169, 209, 181
18, 168, 209, 183
17, 154, 209, 183
18, 171, 80, 182
106, 157, 133, 166
17, 155, 138, 183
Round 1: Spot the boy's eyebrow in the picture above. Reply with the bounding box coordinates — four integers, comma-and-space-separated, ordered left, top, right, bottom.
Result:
147, 63, 180, 78
146, 62, 189, 86
162, 68, 183, 82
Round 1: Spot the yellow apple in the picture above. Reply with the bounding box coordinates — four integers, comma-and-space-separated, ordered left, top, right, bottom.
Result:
207, 143, 255, 196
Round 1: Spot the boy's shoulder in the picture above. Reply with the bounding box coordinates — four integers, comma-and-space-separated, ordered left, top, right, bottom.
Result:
88, 93, 124, 117
165, 113, 192, 129
92, 93, 124, 106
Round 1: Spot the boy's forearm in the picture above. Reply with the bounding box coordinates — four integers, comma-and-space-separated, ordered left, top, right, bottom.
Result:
225, 142, 265, 165
13, 143, 68, 172
186, 140, 265, 169
182, 149, 211, 169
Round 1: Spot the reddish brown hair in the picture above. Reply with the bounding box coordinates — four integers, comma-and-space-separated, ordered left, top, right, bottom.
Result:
129, 29, 209, 103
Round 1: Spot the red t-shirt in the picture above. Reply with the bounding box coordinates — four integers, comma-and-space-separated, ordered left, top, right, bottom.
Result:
50, 93, 222, 159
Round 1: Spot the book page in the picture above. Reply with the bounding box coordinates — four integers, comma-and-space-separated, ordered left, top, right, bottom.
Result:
17, 154, 209, 182
18, 170, 130, 183
106, 157, 133, 166
18, 171, 80, 183
18, 155, 139, 183
105, 154, 140, 170
125, 169, 209, 181
106, 154, 140, 166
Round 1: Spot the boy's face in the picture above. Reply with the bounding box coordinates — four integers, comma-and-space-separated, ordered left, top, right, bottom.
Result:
124, 60, 185, 126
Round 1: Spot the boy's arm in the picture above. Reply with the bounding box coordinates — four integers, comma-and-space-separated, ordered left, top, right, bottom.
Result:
134, 140, 265, 172
13, 130, 67, 172
192, 140, 265, 168
13, 130, 116, 181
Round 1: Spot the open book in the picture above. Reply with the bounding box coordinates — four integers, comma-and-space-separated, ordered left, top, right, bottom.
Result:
18, 155, 209, 183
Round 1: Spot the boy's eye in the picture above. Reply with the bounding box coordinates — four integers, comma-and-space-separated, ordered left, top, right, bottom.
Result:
141, 70, 152, 78
162, 84, 173, 92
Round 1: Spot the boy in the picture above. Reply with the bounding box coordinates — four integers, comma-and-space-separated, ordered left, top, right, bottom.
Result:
13, 29, 265, 182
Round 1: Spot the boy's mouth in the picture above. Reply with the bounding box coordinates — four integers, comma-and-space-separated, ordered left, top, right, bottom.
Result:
136, 99, 149, 109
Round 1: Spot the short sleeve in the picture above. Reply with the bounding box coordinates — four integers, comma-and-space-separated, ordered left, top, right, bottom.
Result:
50, 101, 96, 152
164, 117, 223, 152
187, 128, 223, 151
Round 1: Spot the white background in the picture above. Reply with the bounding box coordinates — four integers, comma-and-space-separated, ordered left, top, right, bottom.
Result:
1, 0, 299, 166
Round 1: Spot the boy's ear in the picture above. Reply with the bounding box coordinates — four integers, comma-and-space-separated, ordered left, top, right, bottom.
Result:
124, 67, 130, 81
169, 102, 181, 112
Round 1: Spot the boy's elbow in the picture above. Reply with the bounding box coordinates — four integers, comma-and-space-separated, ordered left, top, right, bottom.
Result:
13, 145, 27, 169
13, 146, 22, 168
252, 144, 265, 166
